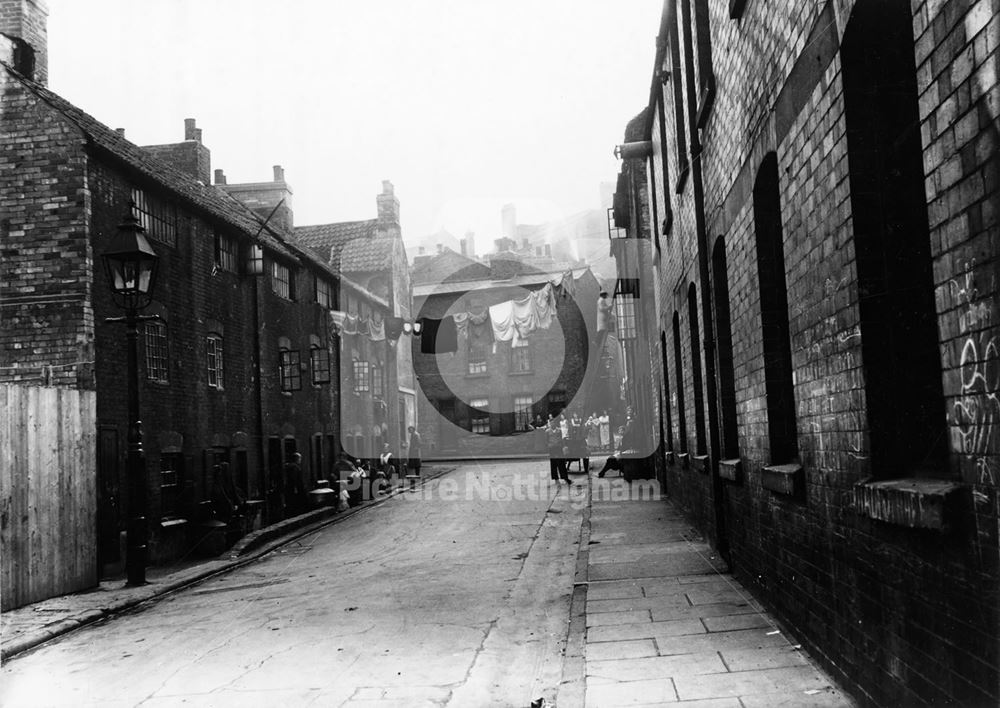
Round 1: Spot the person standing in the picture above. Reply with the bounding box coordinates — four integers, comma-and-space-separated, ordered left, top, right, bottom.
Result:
598, 410, 611, 451
545, 419, 569, 483
406, 425, 422, 477
282, 452, 306, 517
570, 413, 590, 474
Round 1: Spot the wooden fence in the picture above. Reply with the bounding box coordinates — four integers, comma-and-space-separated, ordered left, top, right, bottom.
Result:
1, 384, 97, 610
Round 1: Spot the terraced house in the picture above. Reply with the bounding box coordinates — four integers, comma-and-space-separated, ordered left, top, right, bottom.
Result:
0, 0, 411, 609
609, 0, 1000, 704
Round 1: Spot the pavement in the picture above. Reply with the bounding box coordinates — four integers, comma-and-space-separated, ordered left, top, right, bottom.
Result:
0, 464, 455, 663
0, 459, 856, 707
568, 472, 856, 708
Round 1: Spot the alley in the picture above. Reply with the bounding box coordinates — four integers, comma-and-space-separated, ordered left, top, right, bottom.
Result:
0, 461, 586, 707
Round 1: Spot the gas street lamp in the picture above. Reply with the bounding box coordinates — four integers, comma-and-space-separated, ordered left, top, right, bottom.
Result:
101, 204, 159, 586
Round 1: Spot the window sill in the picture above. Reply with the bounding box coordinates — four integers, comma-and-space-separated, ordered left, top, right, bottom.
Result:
664, 451, 675, 466
761, 463, 803, 497
719, 458, 742, 483
675, 452, 689, 469
853, 478, 967, 531
507, 370, 533, 376
465, 372, 490, 379
692, 454, 709, 474
160, 518, 188, 529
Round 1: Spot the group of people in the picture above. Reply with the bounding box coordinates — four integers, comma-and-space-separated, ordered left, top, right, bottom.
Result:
539, 410, 613, 483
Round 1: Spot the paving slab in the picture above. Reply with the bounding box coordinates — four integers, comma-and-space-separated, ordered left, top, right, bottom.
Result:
582, 476, 855, 707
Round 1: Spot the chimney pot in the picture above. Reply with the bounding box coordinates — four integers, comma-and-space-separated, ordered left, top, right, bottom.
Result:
273, 165, 284, 182
194, 128, 202, 143
184, 118, 197, 141
382, 180, 393, 194
214, 169, 226, 185
115, 128, 126, 138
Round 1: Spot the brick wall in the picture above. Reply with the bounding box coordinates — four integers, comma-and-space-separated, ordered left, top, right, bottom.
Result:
626, 0, 1000, 704
0, 64, 92, 388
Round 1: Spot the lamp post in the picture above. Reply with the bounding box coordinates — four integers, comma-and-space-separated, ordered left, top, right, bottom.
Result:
101, 204, 159, 586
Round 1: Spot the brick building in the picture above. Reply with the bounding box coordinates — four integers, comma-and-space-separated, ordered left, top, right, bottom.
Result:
0, 0, 411, 603
609, 0, 1000, 704
410, 250, 601, 458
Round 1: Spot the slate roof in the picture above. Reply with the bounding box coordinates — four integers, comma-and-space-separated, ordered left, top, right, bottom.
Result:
4, 64, 304, 262
410, 248, 490, 286
294, 220, 395, 273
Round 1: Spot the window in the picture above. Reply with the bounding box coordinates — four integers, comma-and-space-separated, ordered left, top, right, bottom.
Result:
712, 240, 739, 459
353, 360, 370, 393
316, 277, 331, 308
514, 395, 534, 431
657, 92, 674, 239
687, 285, 707, 455
672, 312, 688, 453
310, 345, 330, 385
667, 12, 689, 191
510, 338, 531, 372
131, 187, 178, 247
548, 391, 567, 418
842, 0, 946, 478
279, 349, 301, 392
371, 363, 384, 398
470, 398, 490, 434
468, 340, 488, 374
688, 0, 715, 128
247, 244, 264, 275
206, 334, 224, 389
160, 453, 183, 519
215, 233, 238, 273
145, 321, 169, 382
753, 153, 797, 464
272, 261, 294, 300
615, 293, 638, 340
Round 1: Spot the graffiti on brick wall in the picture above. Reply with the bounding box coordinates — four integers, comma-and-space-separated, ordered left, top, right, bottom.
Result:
949, 259, 999, 485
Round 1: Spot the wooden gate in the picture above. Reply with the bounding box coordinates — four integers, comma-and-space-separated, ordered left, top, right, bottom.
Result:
0, 384, 98, 610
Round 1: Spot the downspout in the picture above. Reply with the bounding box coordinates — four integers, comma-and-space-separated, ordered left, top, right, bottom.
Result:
251, 200, 284, 524
678, 0, 728, 559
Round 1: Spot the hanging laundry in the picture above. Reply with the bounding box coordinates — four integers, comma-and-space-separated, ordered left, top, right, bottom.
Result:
532, 283, 556, 330
385, 316, 404, 342
489, 300, 516, 342
453, 312, 470, 341
356, 317, 371, 338
343, 314, 359, 335
419, 316, 458, 354
468, 309, 494, 346
512, 292, 538, 340
369, 316, 386, 341
329, 310, 347, 334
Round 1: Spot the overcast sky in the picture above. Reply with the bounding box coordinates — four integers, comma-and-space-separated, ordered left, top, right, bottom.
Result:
47, 1, 660, 249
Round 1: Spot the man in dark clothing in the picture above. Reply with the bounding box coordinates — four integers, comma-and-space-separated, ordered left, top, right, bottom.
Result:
545, 419, 570, 483
406, 426, 422, 475
283, 453, 306, 516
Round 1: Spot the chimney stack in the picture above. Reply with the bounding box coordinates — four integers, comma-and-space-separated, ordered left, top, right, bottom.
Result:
115, 128, 126, 138
141, 117, 211, 184
376, 180, 401, 235
214, 169, 226, 185
273, 165, 285, 182
0, 0, 49, 85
